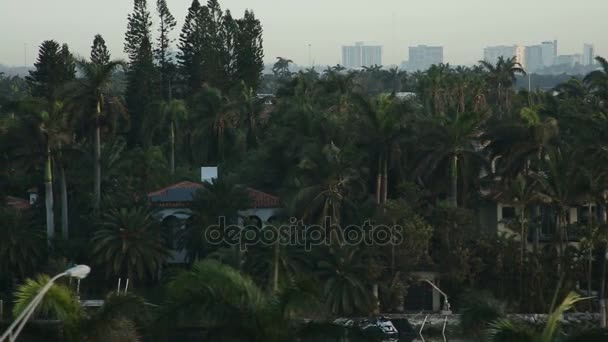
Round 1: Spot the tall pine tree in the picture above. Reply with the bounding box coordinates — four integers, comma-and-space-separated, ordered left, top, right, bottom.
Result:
124, 0, 157, 146
177, 0, 204, 95
27, 40, 76, 102
234, 10, 264, 90
155, 0, 177, 99
91, 34, 111, 66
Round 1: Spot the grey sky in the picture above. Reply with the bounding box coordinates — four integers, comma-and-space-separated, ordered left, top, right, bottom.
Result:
0, 0, 605, 67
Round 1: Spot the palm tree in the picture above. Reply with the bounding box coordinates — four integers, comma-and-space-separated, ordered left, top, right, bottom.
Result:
183, 178, 252, 262
189, 85, 237, 163
13, 277, 146, 342
316, 246, 373, 316
0, 207, 45, 280
290, 143, 364, 225
12, 99, 73, 240
530, 147, 585, 274
479, 56, 526, 113
157, 99, 187, 174
92, 207, 169, 280
352, 94, 409, 205
487, 292, 591, 342
162, 259, 326, 341
484, 106, 559, 179
236, 82, 263, 151
73, 58, 125, 212
415, 110, 488, 207
272, 57, 293, 78
13, 275, 83, 328
584, 56, 608, 110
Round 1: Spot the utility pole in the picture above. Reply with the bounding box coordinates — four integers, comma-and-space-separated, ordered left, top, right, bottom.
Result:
308, 44, 312, 68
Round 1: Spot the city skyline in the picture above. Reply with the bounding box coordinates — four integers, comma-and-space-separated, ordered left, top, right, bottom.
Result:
0, 0, 605, 67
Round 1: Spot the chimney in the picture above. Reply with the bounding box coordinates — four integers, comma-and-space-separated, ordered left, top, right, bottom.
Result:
201, 167, 218, 183
27, 187, 38, 205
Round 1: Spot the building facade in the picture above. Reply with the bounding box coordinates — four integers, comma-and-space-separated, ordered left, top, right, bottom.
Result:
524, 45, 543, 72
407, 45, 443, 71
541, 40, 558, 68
583, 43, 595, 66
555, 54, 582, 67
342, 42, 382, 69
483, 45, 525, 66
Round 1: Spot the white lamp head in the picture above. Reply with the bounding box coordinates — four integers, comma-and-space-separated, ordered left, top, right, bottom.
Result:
66, 265, 91, 279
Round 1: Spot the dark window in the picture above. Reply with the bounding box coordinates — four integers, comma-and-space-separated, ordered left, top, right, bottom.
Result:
502, 206, 516, 220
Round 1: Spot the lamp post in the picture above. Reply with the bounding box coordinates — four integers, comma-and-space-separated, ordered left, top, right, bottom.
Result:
0, 265, 90, 342
421, 279, 452, 315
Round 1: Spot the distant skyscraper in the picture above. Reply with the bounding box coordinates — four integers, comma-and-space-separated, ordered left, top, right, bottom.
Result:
342, 42, 382, 69
407, 45, 443, 71
541, 40, 557, 67
524, 45, 543, 72
483, 45, 525, 66
583, 43, 595, 66
555, 54, 582, 66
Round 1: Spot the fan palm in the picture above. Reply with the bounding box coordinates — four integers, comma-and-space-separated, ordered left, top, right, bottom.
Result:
92, 207, 169, 280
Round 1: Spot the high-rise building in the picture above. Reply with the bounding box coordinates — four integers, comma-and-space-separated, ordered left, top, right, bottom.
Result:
407, 45, 443, 71
342, 42, 382, 69
583, 43, 595, 66
525, 45, 543, 72
483, 45, 525, 66
555, 54, 582, 67
541, 40, 557, 68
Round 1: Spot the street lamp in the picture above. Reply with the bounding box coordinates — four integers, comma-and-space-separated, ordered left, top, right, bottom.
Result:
420, 279, 452, 315
0, 265, 90, 342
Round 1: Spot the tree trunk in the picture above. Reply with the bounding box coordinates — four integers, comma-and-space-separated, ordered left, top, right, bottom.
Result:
94, 99, 102, 211
600, 204, 607, 327
44, 150, 54, 244
520, 206, 526, 299
588, 204, 593, 311
382, 157, 388, 204
60, 164, 69, 239
450, 154, 458, 208
170, 120, 176, 175
375, 157, 382, 205
273, 240, 280, 293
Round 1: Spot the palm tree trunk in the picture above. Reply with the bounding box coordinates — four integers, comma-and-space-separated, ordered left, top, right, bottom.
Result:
588, 204, 593, 311
375, 157, 382, 205
44, 150, 54, 244
520, 209, 525, 270
60, 164, 69, 239
273, 241, 280, 293
450, 154, 458, 208
382, 158, 388, 204
94, 99, 102, 211
170, 120, 176, 175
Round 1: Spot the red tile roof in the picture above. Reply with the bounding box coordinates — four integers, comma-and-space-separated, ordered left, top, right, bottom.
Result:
148, 182, 280, 209
247, 187, 280, 208
147, 181, 204, 198
6, 196, 31, 210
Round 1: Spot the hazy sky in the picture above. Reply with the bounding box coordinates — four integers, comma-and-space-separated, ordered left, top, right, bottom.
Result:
0, 0, 605, 67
